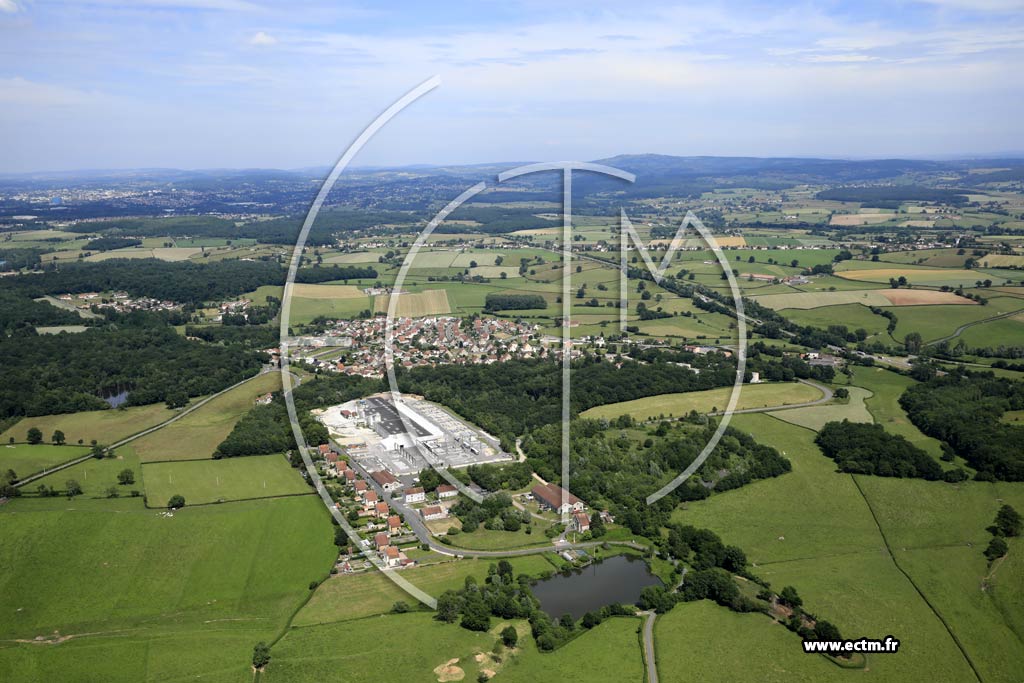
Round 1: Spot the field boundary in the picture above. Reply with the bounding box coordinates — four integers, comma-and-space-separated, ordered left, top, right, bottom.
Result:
140, 490, 315, 510
850, 475, 984, 683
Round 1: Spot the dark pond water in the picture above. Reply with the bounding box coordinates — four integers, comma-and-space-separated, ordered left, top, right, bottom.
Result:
102, 389, 130, 408
531, 554, 663, 620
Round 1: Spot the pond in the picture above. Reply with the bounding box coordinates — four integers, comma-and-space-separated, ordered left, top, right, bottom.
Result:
102, 389, 130, 408
531, 554, 663, 620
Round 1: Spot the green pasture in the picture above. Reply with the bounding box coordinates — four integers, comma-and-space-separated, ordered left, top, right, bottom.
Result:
0, 444, 90, 479
581, 383, 823, 422
1, 402, 179, 447
142, 454, 309, 506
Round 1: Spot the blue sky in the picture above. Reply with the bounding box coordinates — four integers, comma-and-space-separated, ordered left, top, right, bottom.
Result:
0, 0, 1022, 172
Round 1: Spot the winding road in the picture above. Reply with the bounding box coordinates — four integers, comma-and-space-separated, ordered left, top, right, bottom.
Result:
925, 305, 1024, 347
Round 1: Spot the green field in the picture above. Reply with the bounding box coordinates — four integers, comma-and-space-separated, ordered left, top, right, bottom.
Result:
0, 495, 335, 683
581, 382, 823, 421
768, 385, 873, 431
1, 402, 179, 447
674, 409, 1019, 681
129, 372, 280, 462
0, 444, 90, 479
498, 616, 645, 683
142, 454, 310, 506
892, 303, 1019, 342
779, 303, 891, 336
264, 612, 499, 683
294, 555, 555, 626
850, 367, 945, 458
754, 289, 890, 309
656, 601, 846, 682
30, 449, 143, 497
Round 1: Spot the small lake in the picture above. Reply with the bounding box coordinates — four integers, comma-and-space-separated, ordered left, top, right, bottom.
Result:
102, 389, 130, 408
531, 554, 663, 620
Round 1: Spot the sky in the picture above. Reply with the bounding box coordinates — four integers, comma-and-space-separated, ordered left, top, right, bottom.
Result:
0, 0, 1022, 172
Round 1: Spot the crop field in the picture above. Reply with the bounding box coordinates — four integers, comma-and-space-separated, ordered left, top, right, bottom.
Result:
373, 289, 451, 316
581, 383, 823, 422
0, 444, 90, 479
83, 247, 203, 262
836, 267, 1002, 287
294, 555, 555, 626
324, 251, 384, 264
130, 372, 281, 462
768, 385, 873, 431
0, 495, 335, 683
779, 304, 890, 335
264, 613, 498, 683
1, 402, 178, 447
656, 601, 845, 683
753, 289, 891, 309
879, 289, 978, 305
288, 283, 366, 299
289, 293, 371, 323
142, 454, 309, 506
829, 212, 897, 226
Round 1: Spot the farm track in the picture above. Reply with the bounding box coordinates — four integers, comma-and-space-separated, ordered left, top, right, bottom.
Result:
925, 306, 1024, 346
13, 367, 294, 489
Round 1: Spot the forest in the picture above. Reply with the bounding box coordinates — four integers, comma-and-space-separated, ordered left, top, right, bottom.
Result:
900, 372, 1024, 481
398, 354, 736, 449
522, 418, 791, 536
483, 293, 548, 312
0, 327, 265, 419
815, 420, 946, 480
3, 259, 375, 306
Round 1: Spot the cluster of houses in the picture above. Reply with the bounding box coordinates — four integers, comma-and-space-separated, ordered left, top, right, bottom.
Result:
288, 316, 551, 377
56, 291, 182, 314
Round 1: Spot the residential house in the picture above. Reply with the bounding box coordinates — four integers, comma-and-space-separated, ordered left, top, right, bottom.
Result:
374, 501, 389, 518
436, 484, 458, 500
420, 505, 447, 521
405, 487, 426, 504
572, 511, 591, 533
387, 515, 402, 536
374, 532, 390, 551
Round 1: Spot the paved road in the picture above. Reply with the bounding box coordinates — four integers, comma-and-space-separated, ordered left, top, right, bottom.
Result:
341, 448, 647, 559
641, 610, 659, 683
14, 366, 290, 489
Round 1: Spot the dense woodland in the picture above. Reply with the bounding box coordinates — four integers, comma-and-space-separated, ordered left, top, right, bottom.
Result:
0, 327, 265, 419
4, 259, 376, 305
483, 293, 548, 312
901, 372, 1024, 481
522, 418, 790, 536
0, 291, 93, 335
399, 354, 737, 449
815, 420, 946, 480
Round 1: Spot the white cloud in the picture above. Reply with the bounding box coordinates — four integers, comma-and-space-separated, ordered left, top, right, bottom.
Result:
249, 30, 276, 47
0, 0, 20, 14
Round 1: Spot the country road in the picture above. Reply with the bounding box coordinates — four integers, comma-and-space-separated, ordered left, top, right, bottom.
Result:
13, 366, 295, 489
703, 378, 833, 416
341, 448, 647, 559
641, 610, 659, 683
925, 306, 1024, 347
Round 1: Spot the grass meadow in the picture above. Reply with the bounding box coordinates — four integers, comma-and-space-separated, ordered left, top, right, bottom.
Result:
0, 444, 90, 479
0, 401, 179, 447
294, 554, 555, 626
581, 382, 823, 421
142, 454, 310, 506
0, 495, 336, 683
130, 371, 281, 462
